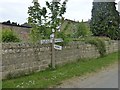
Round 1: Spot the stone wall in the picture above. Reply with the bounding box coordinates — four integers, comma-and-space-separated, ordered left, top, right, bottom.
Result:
0, 25, 2, 81
1, 40, 118, 79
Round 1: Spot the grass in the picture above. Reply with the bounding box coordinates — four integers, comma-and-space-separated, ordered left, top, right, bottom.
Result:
2, 52, 118, 88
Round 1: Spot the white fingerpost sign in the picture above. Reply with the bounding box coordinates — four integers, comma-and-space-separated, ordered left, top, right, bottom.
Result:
40, 38, 63, 44
41, 39, 52, 44
55, 38, 63, 43
54, 44, 62, 50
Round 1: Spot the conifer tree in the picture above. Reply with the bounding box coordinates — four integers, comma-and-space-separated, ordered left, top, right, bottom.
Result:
90, 0, 120, 40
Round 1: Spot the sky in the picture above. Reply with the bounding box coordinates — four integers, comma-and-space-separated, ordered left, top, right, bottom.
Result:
0, 0, 119, 24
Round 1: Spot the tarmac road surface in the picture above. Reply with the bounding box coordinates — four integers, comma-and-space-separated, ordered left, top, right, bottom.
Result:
57, 62, 118, 88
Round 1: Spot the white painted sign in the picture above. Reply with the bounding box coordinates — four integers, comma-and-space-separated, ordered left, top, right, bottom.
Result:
41, 38, 63, 44
54, 44, 62, 50
50, 33, 55, 39
41, 39, 52, 44
55, 38, 63, 43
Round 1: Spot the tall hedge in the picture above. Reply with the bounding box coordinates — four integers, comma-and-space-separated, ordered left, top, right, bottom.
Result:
90, 1, 120, 40
2, 29, 20, 42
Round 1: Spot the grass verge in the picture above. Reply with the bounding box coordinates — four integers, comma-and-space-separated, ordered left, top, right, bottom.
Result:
2, 52, 118, 88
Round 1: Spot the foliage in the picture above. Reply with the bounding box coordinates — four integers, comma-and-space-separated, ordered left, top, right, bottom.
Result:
3, 52, 118, 88
84, 37, 106, 57
46, 0, 69, 44
58, 19, 92, 44
28, 0, 68, 42
56, 21, 73, 45
60, 20, 77, 38
2, 29, 20, 42
45, 0, 68, 30
28, 2, 48, 42
74, 20, 92, 38
56, 32, 72, 46
90, 1, 120, 40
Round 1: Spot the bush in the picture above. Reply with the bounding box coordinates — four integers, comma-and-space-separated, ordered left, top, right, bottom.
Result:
56, 32, 72, 46
2, 28, 20, 42
85, 37, 106, 57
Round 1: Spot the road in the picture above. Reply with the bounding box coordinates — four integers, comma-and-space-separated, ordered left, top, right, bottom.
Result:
56, 62, 118, 88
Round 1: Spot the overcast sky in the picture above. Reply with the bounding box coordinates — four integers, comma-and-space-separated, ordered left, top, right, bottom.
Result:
0, 0, 119, 24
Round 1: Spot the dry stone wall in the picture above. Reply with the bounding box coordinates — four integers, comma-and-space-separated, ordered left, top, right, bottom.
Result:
2, 43, 51, 79
1, 40, 118, 79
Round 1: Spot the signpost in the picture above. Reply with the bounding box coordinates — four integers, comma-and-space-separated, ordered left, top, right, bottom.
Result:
42, 30, 63, 69
41, 36, 63, 69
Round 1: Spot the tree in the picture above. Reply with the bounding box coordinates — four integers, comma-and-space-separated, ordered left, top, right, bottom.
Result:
74, 20, 92, 38
28, 0, 68, 42
28, 2, 47, 41
90, 0, 120, 40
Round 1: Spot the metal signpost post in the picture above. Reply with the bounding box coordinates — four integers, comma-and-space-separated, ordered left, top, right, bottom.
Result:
50, 29, 63, 69
50, 29, 55, 69
41, 34, 63, 69
52, 36, 55, 69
